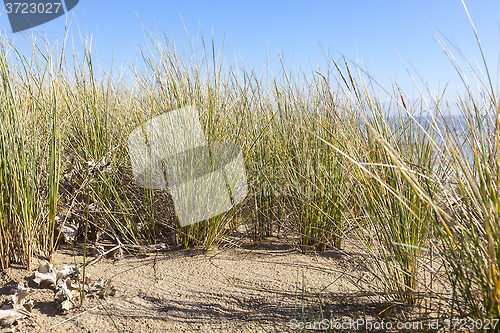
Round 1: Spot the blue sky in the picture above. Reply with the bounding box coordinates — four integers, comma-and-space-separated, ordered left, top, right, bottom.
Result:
0, 1, 499, 98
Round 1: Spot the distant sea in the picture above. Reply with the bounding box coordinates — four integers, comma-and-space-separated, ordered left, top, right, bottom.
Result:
361, 114, 497, 167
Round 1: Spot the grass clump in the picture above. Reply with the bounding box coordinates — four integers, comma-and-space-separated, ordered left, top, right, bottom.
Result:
0, 6, 499, 329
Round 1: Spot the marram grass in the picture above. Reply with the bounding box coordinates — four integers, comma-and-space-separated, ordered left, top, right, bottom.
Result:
0, 13, 499, 329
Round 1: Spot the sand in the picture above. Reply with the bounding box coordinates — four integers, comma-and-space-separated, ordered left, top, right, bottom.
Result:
0, 238, 384, 333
